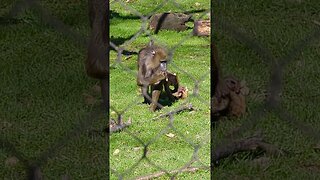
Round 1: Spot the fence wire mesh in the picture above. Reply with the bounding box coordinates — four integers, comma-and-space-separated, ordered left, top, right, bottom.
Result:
1, 0, 319, 179
109, 0, 210, 179
1, 0, 106, 179
212, 0, 320, 179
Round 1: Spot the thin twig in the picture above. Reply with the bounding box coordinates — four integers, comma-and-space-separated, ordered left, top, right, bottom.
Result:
213, 134, 286, 164
110, 117, 132, 133
135, 166, 209, 180
153, 103, 194, 120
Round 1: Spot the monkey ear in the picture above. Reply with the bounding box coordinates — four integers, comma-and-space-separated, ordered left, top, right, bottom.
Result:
148, 40, 154, 47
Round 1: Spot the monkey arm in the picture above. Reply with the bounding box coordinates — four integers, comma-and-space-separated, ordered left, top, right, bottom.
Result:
150, 89, 161, 111
149, 82, 163, 111
137, 69, 166, 86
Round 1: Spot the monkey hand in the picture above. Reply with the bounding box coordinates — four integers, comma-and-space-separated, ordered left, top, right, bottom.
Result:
148, 70, 166, 85
172, 86, 188, 99
157, 70, 167, 80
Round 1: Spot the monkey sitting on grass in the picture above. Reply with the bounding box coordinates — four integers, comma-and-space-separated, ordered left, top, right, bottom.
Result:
137, 40, 188, 111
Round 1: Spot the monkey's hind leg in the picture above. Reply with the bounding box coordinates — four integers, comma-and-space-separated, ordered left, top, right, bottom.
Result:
150, 90, 161, 111
142, 86, 151, 104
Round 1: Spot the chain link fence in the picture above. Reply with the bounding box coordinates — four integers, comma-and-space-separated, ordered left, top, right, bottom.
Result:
1, 0, 318, 179
109, 0, 210, 179
212, 1, 320, 178
1, 0, 106, 179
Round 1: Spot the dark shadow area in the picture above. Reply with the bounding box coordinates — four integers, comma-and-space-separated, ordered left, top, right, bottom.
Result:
183, 9, 207, 15
142, 89, 179, 110
110, 35, 135, 46
154, 12, 168, 34
110, 35, 138, 55
110, 10, 140, 20
0, 17, 22, 25
110, 9, 207, 20
143, 94, 176, 110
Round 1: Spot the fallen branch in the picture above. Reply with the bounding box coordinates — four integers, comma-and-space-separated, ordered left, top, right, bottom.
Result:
135, 166, 209, 180
87, 116, 132, 137
110, 116, 132, 133
213, 134, 285, 164
153, 103, 194, 120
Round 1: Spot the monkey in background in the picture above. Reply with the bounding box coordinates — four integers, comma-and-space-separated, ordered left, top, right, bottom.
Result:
212, 44, 248, 117
86, 0, 108, 107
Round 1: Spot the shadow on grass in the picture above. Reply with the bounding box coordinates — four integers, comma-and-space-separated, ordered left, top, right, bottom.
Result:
142, 93, 177, 111
110, 35, 138, 55
0, 17, 22, 25
110, 10, 140, 20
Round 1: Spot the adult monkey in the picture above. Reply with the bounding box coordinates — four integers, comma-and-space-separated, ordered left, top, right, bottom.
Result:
212, 44, 248, 117
86, 0, 131, 134
137, 41, 183, 111
86, 0, 108, 108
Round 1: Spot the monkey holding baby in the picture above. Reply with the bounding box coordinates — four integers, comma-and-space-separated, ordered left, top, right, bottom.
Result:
137, 41, 188, 111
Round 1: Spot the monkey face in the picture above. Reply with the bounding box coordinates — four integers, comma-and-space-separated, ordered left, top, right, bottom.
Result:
153, 48, 168, 73
143, 47, 167, 76
137, 42, 168, 86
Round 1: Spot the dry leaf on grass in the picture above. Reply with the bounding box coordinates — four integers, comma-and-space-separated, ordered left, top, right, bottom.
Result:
165, 133, 175, 138
113, 149, 120, 155
133, 147, 142, 151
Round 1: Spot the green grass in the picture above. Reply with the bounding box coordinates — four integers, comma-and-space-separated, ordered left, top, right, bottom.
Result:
0, 0, 106, 179
213, 0, 320, 179
110, 0, 210, 179
3, 0, 317, 179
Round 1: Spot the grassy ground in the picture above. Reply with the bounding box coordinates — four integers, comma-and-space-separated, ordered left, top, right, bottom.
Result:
0, 0, 106, 179
110, 0, 210, 179
213, 0, 320, 179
